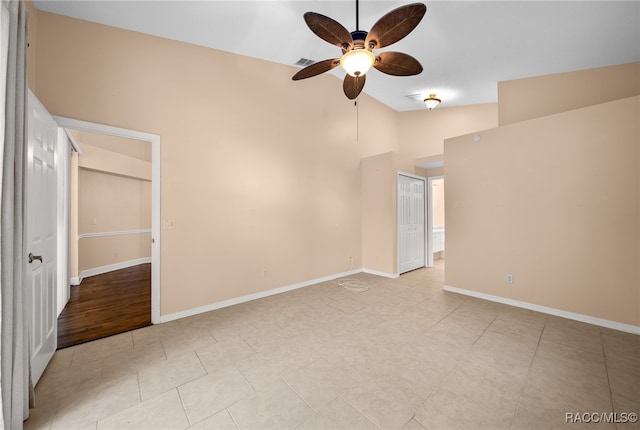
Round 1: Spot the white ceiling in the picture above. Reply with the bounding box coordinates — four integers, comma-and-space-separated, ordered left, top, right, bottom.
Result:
33, 1, 640, 111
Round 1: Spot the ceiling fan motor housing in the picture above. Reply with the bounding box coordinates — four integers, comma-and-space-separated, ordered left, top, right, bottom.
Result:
343, 30, 368, 51
351, 30, 368, 42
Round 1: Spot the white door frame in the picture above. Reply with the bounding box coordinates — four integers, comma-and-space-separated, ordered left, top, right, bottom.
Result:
396, 171, 427, 275
426, 175, 444, 268
56, 127, 71, 316
53, 116, 161, 324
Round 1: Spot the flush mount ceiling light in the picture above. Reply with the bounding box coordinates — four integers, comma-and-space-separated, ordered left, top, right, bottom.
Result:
424, 93, 441, 110
292, 0, 427, 100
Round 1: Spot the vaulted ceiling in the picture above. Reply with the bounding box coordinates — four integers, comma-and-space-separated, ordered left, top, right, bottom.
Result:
33, 1, 640, 111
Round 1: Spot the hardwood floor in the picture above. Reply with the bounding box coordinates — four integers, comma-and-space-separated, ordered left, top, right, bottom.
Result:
57, 264, 152, 349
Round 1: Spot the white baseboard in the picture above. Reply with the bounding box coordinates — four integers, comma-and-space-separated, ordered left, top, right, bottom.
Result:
362, 268, 399, 279
160, 268, 362, 323
443, 285, 640, 335
69, 276, 81, 286
77, 257, 152, 285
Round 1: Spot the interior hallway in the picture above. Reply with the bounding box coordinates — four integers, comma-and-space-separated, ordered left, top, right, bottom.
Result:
30, 261, 639, 429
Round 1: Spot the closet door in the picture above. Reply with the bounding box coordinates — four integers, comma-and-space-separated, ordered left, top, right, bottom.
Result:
398, 174, 425, 274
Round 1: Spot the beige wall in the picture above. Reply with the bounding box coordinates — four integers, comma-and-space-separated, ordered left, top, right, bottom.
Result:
398, 103, 499, 162
498, 62, 640, 126
33, 11, 398, 315
432, 179, 445, 227
78, 169, 151, 234
25, 0, 37, 91
361, 152, 396, 274
73, 130, 151, 161
79, 143, 151, 181
78, 168, 151, 273
445, 96, 639, 326
79, 234, 152, 273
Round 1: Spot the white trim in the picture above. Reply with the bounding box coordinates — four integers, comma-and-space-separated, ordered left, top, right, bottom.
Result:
362, 268, 399, 279
64, 128, 82, 155
53, 116, 161, 324
443, 285, 640, 335
160, 268, 362, 323
69, 276, 80, 286
78, 257, 152, 284
396, 170, 425, 181
78, 229, 152, 239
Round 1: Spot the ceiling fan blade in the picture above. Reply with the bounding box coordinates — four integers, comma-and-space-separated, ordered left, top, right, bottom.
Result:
304, 12, 354, 51
292, 59, 341, 80
343, 74, 366, 100
365, 3, 426, 49
374, 51, 423, 76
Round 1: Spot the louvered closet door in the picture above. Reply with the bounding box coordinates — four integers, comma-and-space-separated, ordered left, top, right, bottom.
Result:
398, 174, 425, 274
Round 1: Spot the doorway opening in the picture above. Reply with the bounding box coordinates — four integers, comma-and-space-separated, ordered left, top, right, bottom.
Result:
427, 175, 445, 268
54, 117, 161, 347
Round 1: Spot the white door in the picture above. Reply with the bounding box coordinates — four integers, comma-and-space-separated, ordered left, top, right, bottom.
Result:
26, 90, 58, 385
398, 174, 425, 274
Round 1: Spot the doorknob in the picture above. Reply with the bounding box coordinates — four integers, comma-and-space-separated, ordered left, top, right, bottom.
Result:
28, 253, 42, 264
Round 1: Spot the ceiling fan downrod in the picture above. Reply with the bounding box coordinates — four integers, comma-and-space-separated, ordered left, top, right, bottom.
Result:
352, 0, 368, 44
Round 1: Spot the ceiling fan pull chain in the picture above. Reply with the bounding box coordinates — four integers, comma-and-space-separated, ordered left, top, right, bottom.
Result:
356, 76, 360, 141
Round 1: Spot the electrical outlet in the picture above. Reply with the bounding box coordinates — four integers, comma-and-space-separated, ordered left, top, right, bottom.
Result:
506, 274, 513, 284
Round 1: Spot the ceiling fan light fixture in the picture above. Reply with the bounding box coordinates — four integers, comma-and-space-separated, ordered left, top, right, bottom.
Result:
424, 94, 441, 110
340, 48, 375, 77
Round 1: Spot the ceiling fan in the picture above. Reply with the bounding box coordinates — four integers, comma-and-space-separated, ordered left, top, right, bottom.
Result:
292, 0, 427, 100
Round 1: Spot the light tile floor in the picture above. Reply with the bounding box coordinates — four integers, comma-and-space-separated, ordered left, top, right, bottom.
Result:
25, 261, 639, 430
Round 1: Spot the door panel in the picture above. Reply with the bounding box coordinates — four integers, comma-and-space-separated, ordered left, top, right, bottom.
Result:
398, 175, 425, 274
27, 90, 58, 385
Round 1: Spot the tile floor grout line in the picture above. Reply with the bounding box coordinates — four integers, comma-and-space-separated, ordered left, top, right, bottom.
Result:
281, 377, 318, 414
507, 317, 548, 429
599, 328, 617, 413
135, 371, 143, 404
235, 364, 259, 393
175, 386, 194, 428
337, 394, 384, 430
226, 407, 241, 430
